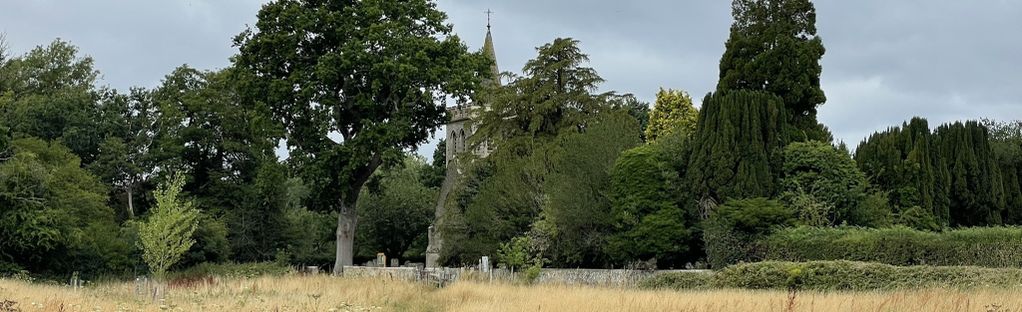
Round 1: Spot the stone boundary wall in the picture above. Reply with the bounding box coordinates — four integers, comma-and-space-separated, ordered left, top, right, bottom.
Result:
341, 266, 711, 288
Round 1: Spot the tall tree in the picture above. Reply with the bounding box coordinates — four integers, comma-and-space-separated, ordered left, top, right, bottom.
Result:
0, 39, 105, 163
644, 88, 698, 142
151, 65, 283, 262
233, 0, 487, 272
717, 0, 827, 140
476, 38, 608, 144
543, 110, 641, 267
442, 38, 614, 265
983, 119, 1022, 224
89, 88, 160, 219
0, 138, 129, 276
685, 90, 787, 205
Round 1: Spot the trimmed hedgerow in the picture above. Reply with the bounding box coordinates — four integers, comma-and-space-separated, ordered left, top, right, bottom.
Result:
639, 271, 713, 290
644, 261, 1022, 291
759, 226, 1022, 268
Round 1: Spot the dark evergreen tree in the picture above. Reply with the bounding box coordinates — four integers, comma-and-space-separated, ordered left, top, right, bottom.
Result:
984, 119, 1022, 224
933, 121, 1005, 226
685, 90, 788, 205
717, 0, 828, 141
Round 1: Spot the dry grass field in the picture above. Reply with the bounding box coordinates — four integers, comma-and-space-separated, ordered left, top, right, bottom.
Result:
1, 275, 1021, 312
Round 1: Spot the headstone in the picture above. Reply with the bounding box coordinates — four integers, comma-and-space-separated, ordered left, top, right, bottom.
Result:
390, 258, 400, 267
306, 266, 320, 275
377, 253, 387, 267
480, 256, 490, 272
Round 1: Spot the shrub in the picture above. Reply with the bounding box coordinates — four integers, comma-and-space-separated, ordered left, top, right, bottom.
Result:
639, 272, 713, 290
168, 262, 292, 281
760, 226, 1022, 267
704, 198, 796, 269
714, 261, 1022, 291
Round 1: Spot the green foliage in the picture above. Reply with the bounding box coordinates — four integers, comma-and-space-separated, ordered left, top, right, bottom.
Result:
234, 0, 486, 269
420, 138, 447, 189
476, 38, 608, 143
442, 37, 618, 266
856, 118, 1009, 227
704, 198, 796, 269
983, 119, 1022, 224
497, 236, 534, 271
0, 138, 128, 277
717, 0, 826, 138
855, 118, 947, 224
934, 121, 1005, 226
0, 39, 105, 163
685, 91, 787, 203
356, 156, 437, 261
543, 110, 641, 267
780, 141, 868, 225
760, 226, 1022, 267
137, 173, 200, 280
607, 94, 651, 140
168, 262, 291, 281
227, 160, 289, 262
639, 272, 714, 290
644, 88, 697, 142
713, 261, 1022, 291
607, 143, 692, 267
178, 213, 230, 269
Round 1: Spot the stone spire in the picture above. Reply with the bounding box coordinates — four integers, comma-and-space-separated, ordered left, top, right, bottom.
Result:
482, 10, 500, 86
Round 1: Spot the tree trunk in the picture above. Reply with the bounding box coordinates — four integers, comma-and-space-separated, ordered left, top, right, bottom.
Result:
333, 199, 357, 275
126, 186, 135, 219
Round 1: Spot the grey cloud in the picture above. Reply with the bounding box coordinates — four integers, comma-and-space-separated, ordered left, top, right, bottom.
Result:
2, 0, 1019, 158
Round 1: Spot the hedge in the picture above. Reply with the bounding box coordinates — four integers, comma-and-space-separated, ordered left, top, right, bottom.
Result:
643, 261, 1022, 291
759, 226, 1022, 267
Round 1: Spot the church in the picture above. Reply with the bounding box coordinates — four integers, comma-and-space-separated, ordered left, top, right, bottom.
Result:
425, 20, 501, 268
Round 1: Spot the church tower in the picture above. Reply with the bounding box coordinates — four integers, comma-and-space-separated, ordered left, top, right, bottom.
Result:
425, 18, 500, 268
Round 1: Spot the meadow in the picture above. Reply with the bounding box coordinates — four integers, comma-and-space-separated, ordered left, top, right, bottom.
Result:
2, 275, 1021, 312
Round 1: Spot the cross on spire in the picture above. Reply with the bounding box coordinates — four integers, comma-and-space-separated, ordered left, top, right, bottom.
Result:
485, 9, 494, 30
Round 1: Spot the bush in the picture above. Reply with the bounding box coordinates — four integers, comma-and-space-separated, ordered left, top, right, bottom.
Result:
704, 198, 796, 269
760, 226, 1022, 267
168, 262, 292, 281
714, 261, 1022, 291
639, 272, 713, 290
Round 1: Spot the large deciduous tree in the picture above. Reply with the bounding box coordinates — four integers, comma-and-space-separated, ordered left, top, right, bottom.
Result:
0, 39, 106, 163
233, 0, 487, 272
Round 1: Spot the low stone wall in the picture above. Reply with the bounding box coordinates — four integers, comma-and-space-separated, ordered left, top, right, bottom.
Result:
536, 269, 705, 288
341, 266, 419, 280
340, 266, 711, 288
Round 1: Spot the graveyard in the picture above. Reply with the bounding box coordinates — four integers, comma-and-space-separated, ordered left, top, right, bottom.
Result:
2, 0, 1022, 311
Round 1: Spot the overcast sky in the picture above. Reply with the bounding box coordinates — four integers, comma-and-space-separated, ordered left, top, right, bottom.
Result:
2, 1, 1020, 159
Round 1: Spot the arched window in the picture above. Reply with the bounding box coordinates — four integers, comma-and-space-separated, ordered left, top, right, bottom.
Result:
460, 129, 466, 152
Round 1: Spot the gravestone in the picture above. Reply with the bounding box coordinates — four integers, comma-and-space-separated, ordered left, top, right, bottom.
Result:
390, 258, 400, 267
480, 256, 490, 272
377, 253, 387, 267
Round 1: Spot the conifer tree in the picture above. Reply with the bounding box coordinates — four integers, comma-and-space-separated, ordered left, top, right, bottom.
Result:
645, 88, 698, 142
717, 0, 828, 141
685, 90, 787, 204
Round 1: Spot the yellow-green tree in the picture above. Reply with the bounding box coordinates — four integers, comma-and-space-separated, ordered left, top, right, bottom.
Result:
644, 88, 698, 142
138, 173, 199, 280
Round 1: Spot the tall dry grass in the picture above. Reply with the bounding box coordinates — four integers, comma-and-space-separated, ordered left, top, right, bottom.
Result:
1, 275, 1019, 311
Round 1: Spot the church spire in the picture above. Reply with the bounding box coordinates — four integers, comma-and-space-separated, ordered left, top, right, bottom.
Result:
482, 9, 500, 86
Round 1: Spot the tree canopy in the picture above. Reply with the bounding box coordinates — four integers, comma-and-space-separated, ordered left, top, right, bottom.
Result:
233, 0, 488, 271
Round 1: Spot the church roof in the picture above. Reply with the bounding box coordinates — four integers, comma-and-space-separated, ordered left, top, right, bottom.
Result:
482, 25, 500, 87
